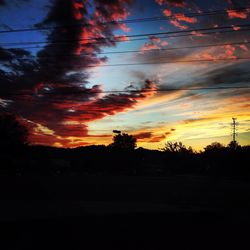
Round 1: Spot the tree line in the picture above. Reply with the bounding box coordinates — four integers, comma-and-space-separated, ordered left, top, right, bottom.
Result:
0, 113, 249, 177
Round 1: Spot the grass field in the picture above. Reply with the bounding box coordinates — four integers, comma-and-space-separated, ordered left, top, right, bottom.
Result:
0, 175, 249, 249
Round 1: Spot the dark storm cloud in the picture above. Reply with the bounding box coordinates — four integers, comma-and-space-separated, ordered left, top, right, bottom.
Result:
134, 132, 153, 140
134, 131, 167, 143
156, 0, 186, 8
0, 0, 30, 7
199, 62, 250, 86
0, 0, 161, 146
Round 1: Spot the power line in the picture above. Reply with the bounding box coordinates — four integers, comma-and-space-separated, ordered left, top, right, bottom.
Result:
1, 55, 250, 69
3, 26, 250, 49
1, 24, 250, 47
0, 7, 249, 34
3, 86, 250, 97
5, 40, 250, 59
15, 57, 250, 69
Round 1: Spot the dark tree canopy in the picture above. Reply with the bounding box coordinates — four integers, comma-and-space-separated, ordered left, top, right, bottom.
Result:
109, 133, 137, 150
162, 141, 193, 153
0, 113, 28, 148
203, 142, 225, 152
228, 140, 240, 150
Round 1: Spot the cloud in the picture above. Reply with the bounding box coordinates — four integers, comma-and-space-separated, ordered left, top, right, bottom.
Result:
227, 9, 249, 19
198, 62, 250, 87
156, 0, 186, 8
149, 36, 161, 43
140, 42, 160, 53
196, 45, 237, 60
134, 131, 167, 143
139, 36, 169, 53
173, 13, 197, 23
169, 19, 188, 30
0, 0, 142, 146
148, 135, 166, 143
156, 0, 196, 29
0, 0, 30, 7
114, 35, 130, 41
168, 13, 198, 30
134, 132, 153, 140
163, 8, 171, 16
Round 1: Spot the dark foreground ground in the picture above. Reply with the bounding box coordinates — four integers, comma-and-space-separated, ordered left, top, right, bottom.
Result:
0, 175, 249, 249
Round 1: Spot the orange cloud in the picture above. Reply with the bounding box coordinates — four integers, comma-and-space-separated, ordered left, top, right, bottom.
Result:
174, 13, 197, 23
227, 9, 249, 19
155, 0, 164, 5
114, 35, 130, 41
73, 1, 84, 20
169, 19, 188, 30
163, 8, 172, 16
149, 36, 161, 43
191, 31, 206, 37
140, 42, 160, 53
118, 23, 131, 32
161, 41, 169, 46
232, 25, 241, 31
134, 132, 153, 140
239, 44, 249, 52
156, 0, 186, 8
197, 45, 237, 60
149, 135, 166, 143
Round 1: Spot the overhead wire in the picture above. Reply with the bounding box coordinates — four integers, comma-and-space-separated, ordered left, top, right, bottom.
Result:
1, 24, 250, 47
2, 85, 250, 97
0, 7, 250, 34
4, 40, 250, 59
7, 57, 249, 69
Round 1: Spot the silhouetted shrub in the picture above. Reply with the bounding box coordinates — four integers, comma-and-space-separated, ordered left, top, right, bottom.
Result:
109, 132, 137, 150
0, 113, 28, 149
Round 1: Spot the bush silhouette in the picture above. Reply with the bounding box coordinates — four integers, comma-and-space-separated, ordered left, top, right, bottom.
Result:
109, 132, 137, 150
203, 142, 225, 153
0, 113, 28, 149
162, 141, 193, 153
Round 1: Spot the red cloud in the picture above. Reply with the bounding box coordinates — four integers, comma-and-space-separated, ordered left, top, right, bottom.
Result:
166, 0, 186, 8
118, 23, 131, 32
163, 8, 172, 16
149, 36, 161, 43
28, 80, 157, 145
140, 42, 160, 53
239, 44, 249, 52
232, 25, 241, 31
73, 1, 84, 20
155, 0, 164, 5
134, 132, 153, 140
197, 45, 237, 60
169, 19, 188, 30
168, 13, 197, 30
227, 9, 249, 19
149, 135, 166, 143
0, 0, 138, 148
174, 13, 197, 23
191, 31, 206, 37
155, 0, 186, 8
114, 35, 130, 41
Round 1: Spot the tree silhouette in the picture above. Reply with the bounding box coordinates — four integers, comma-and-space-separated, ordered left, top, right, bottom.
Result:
203, 142, 225, 152
0, 113, 28, 148
162, 141, 192, 153
228, 140, 240, 150
109, 132, 137, 150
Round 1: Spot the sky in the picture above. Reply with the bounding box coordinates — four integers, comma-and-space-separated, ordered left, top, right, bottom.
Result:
0, 0, 250, 150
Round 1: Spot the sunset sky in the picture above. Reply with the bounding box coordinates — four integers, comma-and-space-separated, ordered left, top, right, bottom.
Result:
0, 0, 250, 150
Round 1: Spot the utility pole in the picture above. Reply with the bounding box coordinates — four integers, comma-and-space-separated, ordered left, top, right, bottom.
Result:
231, 117, 238, 149
232, 117, 237, 143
